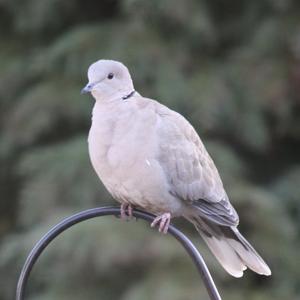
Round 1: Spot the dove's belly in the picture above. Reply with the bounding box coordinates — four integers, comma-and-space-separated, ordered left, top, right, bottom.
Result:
88, 110, 184, 216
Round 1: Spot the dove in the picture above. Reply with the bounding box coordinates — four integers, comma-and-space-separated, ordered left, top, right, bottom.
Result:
82, 59, 271, 278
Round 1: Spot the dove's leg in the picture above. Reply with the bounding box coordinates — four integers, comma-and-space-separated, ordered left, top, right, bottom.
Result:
150, 213, 171, 234
120, 203, 133, 219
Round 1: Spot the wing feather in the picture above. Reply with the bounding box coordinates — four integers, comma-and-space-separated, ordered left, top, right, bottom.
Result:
155, 104, 239, 226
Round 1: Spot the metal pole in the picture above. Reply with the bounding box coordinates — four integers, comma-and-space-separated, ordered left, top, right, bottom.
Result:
16, 206, 222, 300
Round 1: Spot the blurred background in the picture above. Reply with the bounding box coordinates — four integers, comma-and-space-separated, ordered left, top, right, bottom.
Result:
0, 0, 300, 299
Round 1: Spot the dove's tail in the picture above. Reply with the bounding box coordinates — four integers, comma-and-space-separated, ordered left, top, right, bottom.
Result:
185, 215, 271, 278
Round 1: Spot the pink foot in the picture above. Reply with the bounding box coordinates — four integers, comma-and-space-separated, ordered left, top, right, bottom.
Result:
120, 203, 133, 220
150, 213, 171, 234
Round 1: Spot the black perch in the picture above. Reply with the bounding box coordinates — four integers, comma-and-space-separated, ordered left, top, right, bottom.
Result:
16, 206, 222, 300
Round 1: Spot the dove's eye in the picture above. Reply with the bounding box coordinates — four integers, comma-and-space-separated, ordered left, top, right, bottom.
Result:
107, 73, 114, 79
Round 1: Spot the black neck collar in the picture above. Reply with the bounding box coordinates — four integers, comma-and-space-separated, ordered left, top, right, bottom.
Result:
122, 90, 135, 100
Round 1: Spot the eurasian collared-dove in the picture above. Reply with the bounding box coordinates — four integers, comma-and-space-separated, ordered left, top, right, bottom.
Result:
82, 59, 271, 278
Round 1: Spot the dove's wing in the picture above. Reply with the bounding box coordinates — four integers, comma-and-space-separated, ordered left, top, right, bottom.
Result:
154, 102, 239, 226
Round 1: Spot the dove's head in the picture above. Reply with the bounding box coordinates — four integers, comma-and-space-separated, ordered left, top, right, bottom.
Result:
81, 60, 134, 101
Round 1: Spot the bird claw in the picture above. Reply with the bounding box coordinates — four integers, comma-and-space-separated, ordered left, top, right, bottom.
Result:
151, 213, 171, 234
120, 203, 133, 220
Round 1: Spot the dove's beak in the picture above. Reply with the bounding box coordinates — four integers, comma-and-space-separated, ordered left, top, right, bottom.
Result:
81, 83, 94, 94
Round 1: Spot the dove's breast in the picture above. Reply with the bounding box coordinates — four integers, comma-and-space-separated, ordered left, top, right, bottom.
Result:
88, 100, 184, 215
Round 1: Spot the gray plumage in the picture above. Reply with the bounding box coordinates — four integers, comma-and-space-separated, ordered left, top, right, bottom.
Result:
84, 59, 271, 277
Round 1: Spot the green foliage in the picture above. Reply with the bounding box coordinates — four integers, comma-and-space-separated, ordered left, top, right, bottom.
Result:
0, 0, 300, 299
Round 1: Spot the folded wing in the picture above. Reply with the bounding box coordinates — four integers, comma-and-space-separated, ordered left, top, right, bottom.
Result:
155, 103, 239, 226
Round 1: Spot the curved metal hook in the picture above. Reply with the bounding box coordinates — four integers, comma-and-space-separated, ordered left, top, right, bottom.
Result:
16, 206, 222, 300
